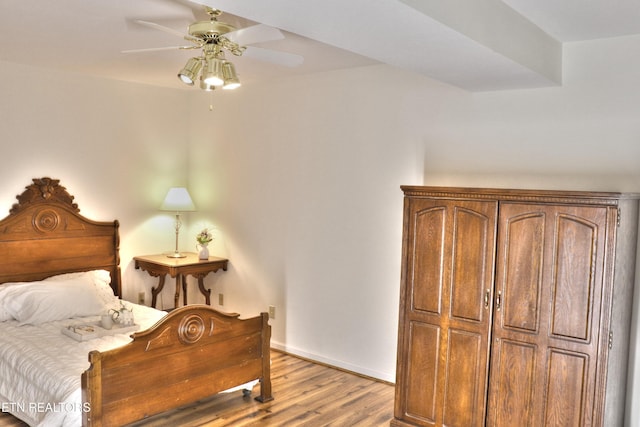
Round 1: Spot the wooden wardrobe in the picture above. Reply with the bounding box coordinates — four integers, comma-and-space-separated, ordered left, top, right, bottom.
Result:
392, 187, 639, 427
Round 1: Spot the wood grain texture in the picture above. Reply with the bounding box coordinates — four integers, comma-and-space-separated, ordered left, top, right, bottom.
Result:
394, 187, 639, 427
0, 177, 122, 297
0, 351, 394, 427
82, 307, 272, 426
395, 197, 497, 427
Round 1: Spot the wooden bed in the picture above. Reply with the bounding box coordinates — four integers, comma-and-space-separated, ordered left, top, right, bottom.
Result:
0, 177, 272, 426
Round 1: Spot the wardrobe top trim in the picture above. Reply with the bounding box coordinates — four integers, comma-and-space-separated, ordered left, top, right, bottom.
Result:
401, 186, 640, 206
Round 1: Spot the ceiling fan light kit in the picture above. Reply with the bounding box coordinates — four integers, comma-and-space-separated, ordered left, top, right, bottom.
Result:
179, 44, 240, 90
128, 6, 303, 91
177, 8, 244, 91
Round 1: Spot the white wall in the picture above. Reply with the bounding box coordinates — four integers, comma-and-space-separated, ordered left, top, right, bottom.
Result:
1, 31, 640, 423
0, 61, 192, 305
186, 68, 423, 380
416, 35, 640, 191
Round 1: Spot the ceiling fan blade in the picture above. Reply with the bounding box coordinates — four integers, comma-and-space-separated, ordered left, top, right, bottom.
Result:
226, 24, 284, 46
243, 46, 304, 67
122, 45, 198, 54
134, 20, 188, 39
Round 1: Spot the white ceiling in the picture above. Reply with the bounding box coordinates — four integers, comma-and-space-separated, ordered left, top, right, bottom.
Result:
1, 0, 639, 92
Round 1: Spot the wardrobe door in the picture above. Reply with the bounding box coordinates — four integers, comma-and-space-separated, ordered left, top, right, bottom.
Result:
487, 202, 611, 427
394, 198, 497, 427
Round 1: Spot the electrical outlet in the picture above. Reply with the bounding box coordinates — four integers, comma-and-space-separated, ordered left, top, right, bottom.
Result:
138, 292, 145, 305
268, 305, 276, 319
218, 293, 224, 306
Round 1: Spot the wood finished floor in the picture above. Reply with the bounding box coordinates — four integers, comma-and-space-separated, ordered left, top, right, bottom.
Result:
0, 350, 394, 426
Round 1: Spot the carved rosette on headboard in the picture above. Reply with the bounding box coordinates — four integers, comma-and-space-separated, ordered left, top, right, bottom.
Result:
0, 177, 122, 295
9, 177, 79, 215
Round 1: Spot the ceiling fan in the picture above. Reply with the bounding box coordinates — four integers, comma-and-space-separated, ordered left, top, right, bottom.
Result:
124, 6, 304, 90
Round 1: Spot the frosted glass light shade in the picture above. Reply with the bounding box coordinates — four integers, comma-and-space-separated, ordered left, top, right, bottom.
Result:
160, 187, 195, 211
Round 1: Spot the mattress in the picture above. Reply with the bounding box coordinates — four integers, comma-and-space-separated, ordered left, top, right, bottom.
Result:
0, 303, 166, 427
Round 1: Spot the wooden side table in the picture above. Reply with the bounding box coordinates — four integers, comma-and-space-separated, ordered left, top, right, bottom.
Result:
133, 252, 228, 309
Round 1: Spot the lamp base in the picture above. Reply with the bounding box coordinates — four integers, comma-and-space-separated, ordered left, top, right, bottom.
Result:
166, 252, 187, 259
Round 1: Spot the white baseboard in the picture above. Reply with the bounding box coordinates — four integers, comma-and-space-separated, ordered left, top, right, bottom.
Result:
270, 340, 396, 384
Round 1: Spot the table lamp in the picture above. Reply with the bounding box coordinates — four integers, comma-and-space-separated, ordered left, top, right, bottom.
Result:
160, 187, 196, 258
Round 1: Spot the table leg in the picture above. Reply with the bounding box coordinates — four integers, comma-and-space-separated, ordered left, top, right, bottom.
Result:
182, 275, 188, 306
197, 277, 211, 305
174, 276, 181, 309
151, 276, 166, 309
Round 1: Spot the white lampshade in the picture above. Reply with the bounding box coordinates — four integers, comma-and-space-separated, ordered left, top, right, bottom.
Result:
160, 187, 195, 212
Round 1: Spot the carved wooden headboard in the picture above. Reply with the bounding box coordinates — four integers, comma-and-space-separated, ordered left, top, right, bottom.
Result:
0, 177, 122, 296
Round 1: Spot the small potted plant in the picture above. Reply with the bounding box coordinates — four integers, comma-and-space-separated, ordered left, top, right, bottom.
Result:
196, 227, 213, 260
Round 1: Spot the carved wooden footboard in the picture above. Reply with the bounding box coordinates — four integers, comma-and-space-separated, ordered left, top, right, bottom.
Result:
82, 305, 272, 427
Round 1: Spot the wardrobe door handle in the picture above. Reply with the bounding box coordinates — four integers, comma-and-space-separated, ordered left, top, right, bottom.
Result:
484, 289, 491, 309
496, 290, 502, 311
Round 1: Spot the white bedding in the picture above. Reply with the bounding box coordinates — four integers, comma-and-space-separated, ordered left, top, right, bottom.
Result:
0, 303, 166, 427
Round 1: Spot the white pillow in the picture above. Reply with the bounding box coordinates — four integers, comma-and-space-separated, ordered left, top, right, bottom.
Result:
0, 282, 30, 321
3, 277, 108, 325
45, 270, 117, 306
